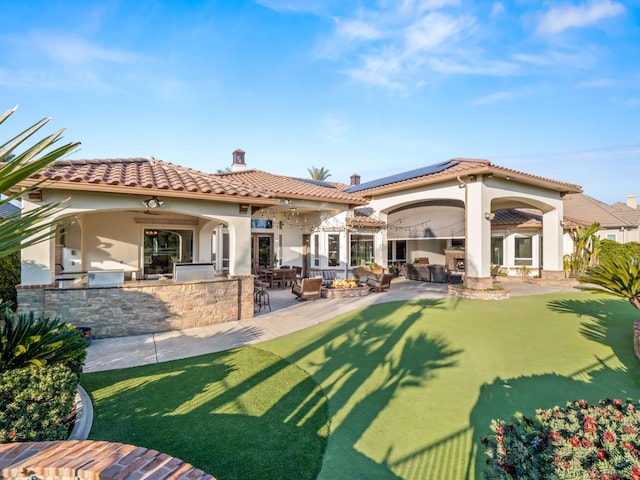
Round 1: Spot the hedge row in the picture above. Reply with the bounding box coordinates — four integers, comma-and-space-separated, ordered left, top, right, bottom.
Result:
0, 364, 78, 443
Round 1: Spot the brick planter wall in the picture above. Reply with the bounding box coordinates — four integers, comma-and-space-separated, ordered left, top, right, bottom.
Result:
17, 277, 254, 338
0, 441, 215, 480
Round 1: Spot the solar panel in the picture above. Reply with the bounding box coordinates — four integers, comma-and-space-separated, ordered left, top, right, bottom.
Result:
293, 177, 336, 189
345, 160, 459, 193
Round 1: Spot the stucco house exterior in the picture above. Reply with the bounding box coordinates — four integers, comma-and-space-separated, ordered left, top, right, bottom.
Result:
11, 151, 582, 337
562, 193, 640, 246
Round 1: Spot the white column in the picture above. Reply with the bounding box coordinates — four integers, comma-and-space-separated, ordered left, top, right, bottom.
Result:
464, 181, 493, 289
226, 216, 252, 276
542, 207, 565, 278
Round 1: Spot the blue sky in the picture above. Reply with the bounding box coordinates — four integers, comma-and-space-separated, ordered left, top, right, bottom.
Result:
1, 0, 639, 204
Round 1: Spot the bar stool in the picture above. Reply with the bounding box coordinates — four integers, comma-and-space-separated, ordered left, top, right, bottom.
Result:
254, 279, 271, 312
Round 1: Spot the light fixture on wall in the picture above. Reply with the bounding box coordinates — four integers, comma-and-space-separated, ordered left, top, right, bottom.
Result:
239, 204, 250, 215
484, 212, 495, 221
142, 196, 164, 208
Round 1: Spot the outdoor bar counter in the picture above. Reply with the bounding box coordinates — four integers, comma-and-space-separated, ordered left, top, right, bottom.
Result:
16, 273, 254, 338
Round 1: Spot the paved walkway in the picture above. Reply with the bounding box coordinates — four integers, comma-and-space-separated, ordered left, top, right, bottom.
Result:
83, 277, 581, 373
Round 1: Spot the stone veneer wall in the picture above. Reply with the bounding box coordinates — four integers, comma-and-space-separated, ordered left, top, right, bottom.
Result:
448, 284, 510, 300
16, 276, 254, 338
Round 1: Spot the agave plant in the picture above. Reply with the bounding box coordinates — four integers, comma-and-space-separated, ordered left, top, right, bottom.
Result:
0, 105, 80, 258
0, 303, 86, 373
582, 256, 640, 310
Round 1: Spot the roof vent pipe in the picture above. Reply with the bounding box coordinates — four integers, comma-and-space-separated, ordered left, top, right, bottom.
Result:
350, 173, 360, 186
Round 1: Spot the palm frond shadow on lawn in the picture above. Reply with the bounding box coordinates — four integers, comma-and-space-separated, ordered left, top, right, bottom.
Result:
83, 299, 449, 480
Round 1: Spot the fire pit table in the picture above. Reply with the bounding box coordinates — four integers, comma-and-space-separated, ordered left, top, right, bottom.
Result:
321, 278, 370, 299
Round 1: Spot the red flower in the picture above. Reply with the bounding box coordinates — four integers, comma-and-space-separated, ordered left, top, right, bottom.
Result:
569, 438, 581, 447
8, 430, 15, 440
613, 398, 624, 407
624, 442, 635, 451
603, 431, 617, 443
550, 431, 561, 442
597, 449, 608, 460
495, 425, 504, 435
581, 438, 593, 448
631, 466, 640, 480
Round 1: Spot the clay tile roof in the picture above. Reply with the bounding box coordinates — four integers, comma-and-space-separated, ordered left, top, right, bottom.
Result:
345, 158, 582, 196
29, 158, 274, 203
492, 209, 541, 227
563, 193, 632, 228
610, 201, 640, 225
346, 214, 386, 228
214, 169, 367, 205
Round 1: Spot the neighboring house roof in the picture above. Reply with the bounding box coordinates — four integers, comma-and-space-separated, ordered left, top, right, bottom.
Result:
610, 201, 640, 225
214, 169, 368, 205
344, 158, 582, 196
20, 158, 276, 204
563, 193, 634, 229
0, 202, 19, 219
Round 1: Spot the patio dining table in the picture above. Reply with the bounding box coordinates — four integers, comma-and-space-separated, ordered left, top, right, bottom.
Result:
259, 268, 297, 288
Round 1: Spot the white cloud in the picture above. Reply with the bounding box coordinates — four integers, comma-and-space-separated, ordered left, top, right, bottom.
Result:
577, 78, 614, 88
320, 116, 351, 142
335, 18, 383, 41
536, 0, 626, 35
404, 13, 471, 53
472, 90, 520, 105
9, 31, 139, 66
396, 0, 461, 15
254, 0, 333, 15
490, 2, 505, 18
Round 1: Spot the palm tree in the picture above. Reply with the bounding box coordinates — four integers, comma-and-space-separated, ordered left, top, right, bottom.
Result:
582, 256, 640, 310
0, 106, 80, 259
568, 221, 600, 277
307, 166, 331, 181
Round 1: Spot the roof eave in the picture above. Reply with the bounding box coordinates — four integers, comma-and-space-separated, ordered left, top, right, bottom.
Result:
13, 179, 279, 206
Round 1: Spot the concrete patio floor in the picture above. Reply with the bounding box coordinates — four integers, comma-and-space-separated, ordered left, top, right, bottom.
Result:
83, 277, 582, 373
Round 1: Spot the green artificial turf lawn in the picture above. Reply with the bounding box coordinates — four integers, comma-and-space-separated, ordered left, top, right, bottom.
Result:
82, 292, 640, 480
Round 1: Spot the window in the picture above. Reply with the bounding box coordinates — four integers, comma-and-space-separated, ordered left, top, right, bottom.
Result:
388, 240, 407, 265
514, 236, 533, 266
491, 236, 504, 266
350, 234, 374, 266
606, 234, 617, 241
251, 219, 273, 229
222, 232, 229, 269
144, 228, 193, 275
313, 234, 320, 267
328, 234, 340, 267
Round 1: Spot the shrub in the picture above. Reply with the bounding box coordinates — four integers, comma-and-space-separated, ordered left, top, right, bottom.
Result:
598, 240, 640, 266
0, 252, 19, 309
0, 304, 87, 376
0, 364, 78, 442
483, 398, 640, 479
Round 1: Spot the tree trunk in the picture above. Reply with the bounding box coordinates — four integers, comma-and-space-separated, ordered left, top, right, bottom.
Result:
629, 296, 640, 310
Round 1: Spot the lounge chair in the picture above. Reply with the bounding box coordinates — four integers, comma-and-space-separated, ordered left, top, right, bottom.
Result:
366, 273, 393, 292
291, 277, 323, 301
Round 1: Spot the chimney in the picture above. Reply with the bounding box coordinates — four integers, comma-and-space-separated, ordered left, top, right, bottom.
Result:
350, 173, 361, 186
231, 149, 246, 172
627, 194, 637, 210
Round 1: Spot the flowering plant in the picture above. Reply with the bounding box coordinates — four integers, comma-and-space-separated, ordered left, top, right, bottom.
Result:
483, 398, 640, 479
